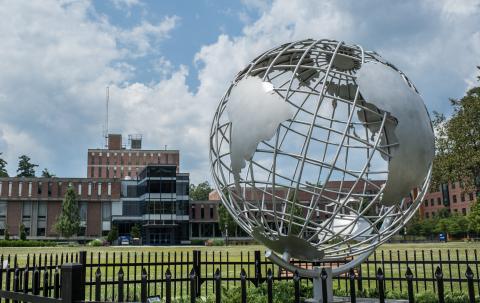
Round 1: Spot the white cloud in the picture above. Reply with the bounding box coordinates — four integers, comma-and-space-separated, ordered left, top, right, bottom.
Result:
0, 0, 478, 184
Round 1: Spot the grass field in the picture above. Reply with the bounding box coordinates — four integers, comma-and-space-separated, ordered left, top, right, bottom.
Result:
2, 242, 479, 300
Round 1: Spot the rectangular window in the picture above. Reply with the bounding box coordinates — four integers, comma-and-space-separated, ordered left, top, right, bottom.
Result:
107, 183, 112, 196
58, 182, 62, 197
201, 206, 205, 219
424, 200, 428, 207
102, 202, 111, 221
78, 183, 82, 195
462, 208, 467, 215
22, 201, 32, 219
425, 212, 429, 218
452, 195, 457, 203
0, 182, 2, 195
8, 182, 12, 197
0, 201, 6, 220
430, 199, 434, 206
469, 193, 475, 201
191, 206, 196, 219
98, 183, 102, 196
88, 183, 92, 196
18, 182, 22, 197
38, 182, 42, 195
98, 166, 102, 177
28, 182, 32, 197
48, 182, 52, 197
461, 193, 465, 202
209, 205, 214, 219
79, 202, 87, 222
451, 182, 456, 189
437, 197, 441, 205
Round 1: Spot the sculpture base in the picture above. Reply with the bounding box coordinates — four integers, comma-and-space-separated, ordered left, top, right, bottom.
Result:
307, 267, 333, 303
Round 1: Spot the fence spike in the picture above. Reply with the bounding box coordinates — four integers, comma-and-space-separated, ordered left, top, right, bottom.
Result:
405, 267, 414, 303
377, 268, 385, 303
214, 268, 221, 303
190, 268, 196, 303
465, 266, 475, 303
240, 268, 247, 303
95, 267, 101, 302
165, 268, 172, 303
118, 268, 124, 302
435, 266, 445, 303
267, 268, 273, 303
294, 270, 300, 303
141, 267, 147, 303
349, 268, 356, 303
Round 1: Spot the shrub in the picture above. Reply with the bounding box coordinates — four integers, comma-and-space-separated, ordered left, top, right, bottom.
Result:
107, 226, 118, 244
190, 239, 204, 245
0, 240, 57, 247
4, 227, 9, 240
212, 239, 224, 246
415, 291, 438, 303
87, 239, 103, 246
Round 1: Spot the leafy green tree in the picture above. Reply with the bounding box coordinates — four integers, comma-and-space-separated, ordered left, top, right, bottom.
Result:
130, 224, 141, 239
432, 69, 480, 192
107, 225, 119, 244
468, 201, 480, 235
54, 187, 81, 238
189, 181, 212, 201
41, 168, 55, 178
16, 155, 38, 177
218, 203, 236, 236
0, 153, 8, 177
19, 223, 27, 240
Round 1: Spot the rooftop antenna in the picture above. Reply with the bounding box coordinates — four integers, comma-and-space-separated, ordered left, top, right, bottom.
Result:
104, 86, 109, 148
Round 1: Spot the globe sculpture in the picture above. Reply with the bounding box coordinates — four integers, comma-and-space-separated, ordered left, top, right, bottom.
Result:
209, 39, 434, 301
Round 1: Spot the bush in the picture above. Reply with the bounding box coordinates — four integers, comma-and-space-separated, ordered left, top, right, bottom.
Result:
0, 240, 57, 247
212, 239, 224, 246
107, 226, 118, 244
19, 224, 27, 241
415, 291, 438, 303
4, 227, 9, 240
190, 239, 204, 245
87, 239, 103, 246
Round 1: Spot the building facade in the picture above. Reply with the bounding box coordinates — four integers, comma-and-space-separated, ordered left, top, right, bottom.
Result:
87, 134, 180, 179
420, 181, 478, 219
0, 177, 120, 239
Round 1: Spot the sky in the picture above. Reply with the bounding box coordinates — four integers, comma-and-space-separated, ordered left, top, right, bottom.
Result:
0, 0, 479, 184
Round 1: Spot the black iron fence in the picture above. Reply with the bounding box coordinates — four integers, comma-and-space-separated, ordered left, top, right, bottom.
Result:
1, 248, 480, 302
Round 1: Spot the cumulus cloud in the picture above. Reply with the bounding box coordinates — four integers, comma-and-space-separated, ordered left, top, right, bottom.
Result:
0, 0, 478, 183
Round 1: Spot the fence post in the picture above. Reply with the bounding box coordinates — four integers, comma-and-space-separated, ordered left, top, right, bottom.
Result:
190, 268, 196, 303
240, 268, 247, 303
349, 268, 356, 303
193, 250, 201, 298
79, 251, 87, 282
23, 266, 29, 294
321, 268, 328, 303
435, 266, 445, 303
294, 270, 300, 303
254, 251, 262, 287
141, 268, 147, 303
377, 268, 385, 303
214, 268, 221, 303
43, 268, 49, 297
61, 263, 85, 303
95, 267, 101, 302
54, 267, 60, 299
32, 267, 40, 295
465, 266, 475, 303
118, 268, 124, 303
13, 267, 19, 293
405, 267, 414, 303
357, 266, 363, 292
267, 268, 273, 303
165, 268, 172, 303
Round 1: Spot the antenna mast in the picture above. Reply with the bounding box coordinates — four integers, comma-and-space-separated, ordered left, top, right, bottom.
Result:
104, 86, 109, 148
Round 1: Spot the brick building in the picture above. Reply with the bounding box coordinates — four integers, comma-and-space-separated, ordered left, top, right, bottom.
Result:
87, 134, 180, 179
0, 177, 120, 239
421, 181, 478, 219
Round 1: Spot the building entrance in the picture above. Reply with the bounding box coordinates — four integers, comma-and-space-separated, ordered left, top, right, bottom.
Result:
146, 227, 175, 245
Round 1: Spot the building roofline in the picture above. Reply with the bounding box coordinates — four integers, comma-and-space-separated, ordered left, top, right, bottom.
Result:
87, 149, 179, 152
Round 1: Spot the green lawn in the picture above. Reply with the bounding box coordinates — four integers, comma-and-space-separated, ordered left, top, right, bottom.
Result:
1, 242, 479, 300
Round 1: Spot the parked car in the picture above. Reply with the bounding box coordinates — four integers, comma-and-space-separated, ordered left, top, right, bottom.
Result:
119, 236, 130, 245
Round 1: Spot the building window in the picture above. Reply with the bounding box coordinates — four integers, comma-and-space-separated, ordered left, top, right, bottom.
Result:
98, 183, 102, 196
469, 193, 475, 201
430, 199, 434, 206
8, 181, 12, 197
107, 183, 112, 196
38, 182, 42, 195
424, 200, 428, 207
18, 182, 23, 197
209, 205, 214, 219
425, 212, 429, 218
98, 167, 102, 177
191, 205, 196, 219
58, 182, 62, 197
28, 182, 32, 197
37, 202, 47, 236
88, 183, 92, 196
90, 168, 94, 178
451, 182, 456, 189
79, 202, 87, 222
201, 206, 205, 219
462, 208, 467, 215
452, 195, 457, 203
461, 193, 465, 202
0, 201, 6, 236
78, 183, 82, 195
22, 201, 32, 236
48, 182, 52, 197
102, 202, 111, 221
437, 197, 441, 205
0, 182, 2, 195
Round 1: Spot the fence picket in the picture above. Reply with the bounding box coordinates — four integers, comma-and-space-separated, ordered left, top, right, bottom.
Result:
240, 268, 247, 303
465, 266, 475, 303
377, 267, 385, 303
435, 266, 445, 303
214, 268, 221, 303
267, 268, 273, 303
165, 268, 172, 303
405, 267, 414, 303
349, 268, 356, 303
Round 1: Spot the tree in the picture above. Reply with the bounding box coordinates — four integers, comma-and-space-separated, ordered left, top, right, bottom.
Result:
54, 186, 81, 238
41, 168, 55, 178
4, 225, 9, 240
16, 155, 38, 177
218, 203, 236, 237
130, 224, 141, 239
107, 225, 119, 244
0, 153, 8, 177
432, 69, 480, 192
468, 201, 480, 235
19, 223, 27, 240
190, 181, 212, 201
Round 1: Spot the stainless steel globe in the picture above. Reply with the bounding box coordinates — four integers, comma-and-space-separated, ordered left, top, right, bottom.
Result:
209, 39, 434, 273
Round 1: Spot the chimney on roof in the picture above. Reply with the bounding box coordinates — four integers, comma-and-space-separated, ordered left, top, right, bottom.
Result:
108, 134, 122, 150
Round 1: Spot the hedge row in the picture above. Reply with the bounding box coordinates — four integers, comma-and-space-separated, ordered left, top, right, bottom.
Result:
0, 240, 57, 247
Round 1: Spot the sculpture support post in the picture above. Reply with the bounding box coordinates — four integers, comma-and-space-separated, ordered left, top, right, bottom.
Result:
306, 267, 333, 303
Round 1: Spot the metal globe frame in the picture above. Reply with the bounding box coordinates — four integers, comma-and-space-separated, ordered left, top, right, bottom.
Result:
209, 39, 433, 301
